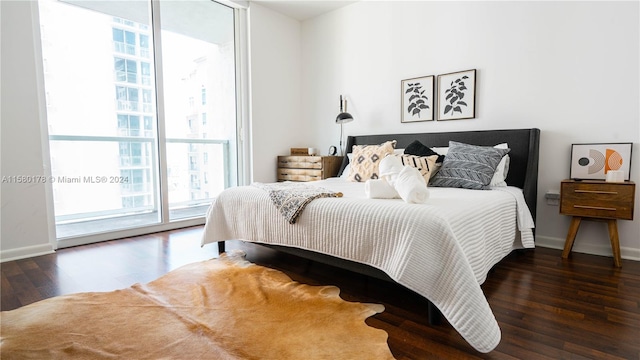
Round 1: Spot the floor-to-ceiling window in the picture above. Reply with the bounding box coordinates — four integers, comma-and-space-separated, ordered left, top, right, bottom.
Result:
38, 0, 240, 246
158, 1, 238, 220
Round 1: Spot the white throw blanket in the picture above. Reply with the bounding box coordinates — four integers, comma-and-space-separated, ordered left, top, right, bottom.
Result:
367, 155, 430, 203
202, 179, 536, 353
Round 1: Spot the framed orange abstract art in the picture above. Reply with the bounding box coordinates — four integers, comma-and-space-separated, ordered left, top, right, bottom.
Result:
570, 143, 633, 181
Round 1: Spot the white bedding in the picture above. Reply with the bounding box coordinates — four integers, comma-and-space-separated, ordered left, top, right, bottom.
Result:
201, 178, 535, 353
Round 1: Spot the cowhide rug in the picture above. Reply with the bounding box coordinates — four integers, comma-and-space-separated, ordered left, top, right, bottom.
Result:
0, 251, 395, 359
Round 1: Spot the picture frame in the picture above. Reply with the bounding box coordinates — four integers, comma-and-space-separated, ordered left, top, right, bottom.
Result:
437, 69, 476, 121
401, 75, 434, 123
570, 143, 633, 181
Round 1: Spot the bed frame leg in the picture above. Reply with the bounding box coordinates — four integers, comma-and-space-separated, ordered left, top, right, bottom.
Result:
217, 241, 225, 254
428, 302, 442, 326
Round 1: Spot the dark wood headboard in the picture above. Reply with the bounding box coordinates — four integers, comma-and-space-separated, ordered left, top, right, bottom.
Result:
339, 128, 541, 222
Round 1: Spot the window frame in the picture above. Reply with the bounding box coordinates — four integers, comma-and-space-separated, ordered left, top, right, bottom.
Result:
35, 0, 250, 249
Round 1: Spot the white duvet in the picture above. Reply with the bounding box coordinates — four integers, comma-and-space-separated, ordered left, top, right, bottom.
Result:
201, 178, 535, 353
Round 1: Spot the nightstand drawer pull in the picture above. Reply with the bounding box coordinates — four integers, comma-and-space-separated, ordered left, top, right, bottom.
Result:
575, 190, 617, 195
573, 205, 616, 211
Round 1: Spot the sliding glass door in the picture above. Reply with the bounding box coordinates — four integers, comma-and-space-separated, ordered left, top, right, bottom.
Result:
37, 0, 239, 244
158, 1, 237, 220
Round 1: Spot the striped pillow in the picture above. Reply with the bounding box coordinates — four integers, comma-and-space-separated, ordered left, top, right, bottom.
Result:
429, 141, 510, 190
394, 154, 439, 182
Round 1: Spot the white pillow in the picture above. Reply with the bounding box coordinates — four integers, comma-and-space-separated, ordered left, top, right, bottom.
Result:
432, 146, 448, 156
340, 164, 351, 179
339, 153, 354, 179
432, 144, 510, 187
490, 143, 509, 187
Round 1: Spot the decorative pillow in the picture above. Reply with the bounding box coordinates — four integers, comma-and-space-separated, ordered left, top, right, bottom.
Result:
404, 140, 445, 163
347, 140, 397, 182
340, 149, 403, 179
429, 141, 510, 190
433, 144, 510, 187
394, 154, 439, 182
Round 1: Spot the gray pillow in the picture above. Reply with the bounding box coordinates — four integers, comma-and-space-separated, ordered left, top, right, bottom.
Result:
429, 141, 510, 190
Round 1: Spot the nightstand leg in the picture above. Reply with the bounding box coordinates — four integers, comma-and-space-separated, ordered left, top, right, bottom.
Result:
562, 216, 582, 259
607, 219, 622, 268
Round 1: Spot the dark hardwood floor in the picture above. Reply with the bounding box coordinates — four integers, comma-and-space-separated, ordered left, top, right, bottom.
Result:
2, 226, 639, 359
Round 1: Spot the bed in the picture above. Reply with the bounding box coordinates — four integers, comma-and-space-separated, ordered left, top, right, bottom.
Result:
201, 128, 540, 353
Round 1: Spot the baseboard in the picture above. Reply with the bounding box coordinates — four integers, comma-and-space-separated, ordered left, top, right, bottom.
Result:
535, 235, 640, 262
0, 244, 55, 263
3, 236, 636, 263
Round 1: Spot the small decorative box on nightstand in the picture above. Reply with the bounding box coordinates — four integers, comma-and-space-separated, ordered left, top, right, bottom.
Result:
560, 179, 635, 267
277, 156, 343, 182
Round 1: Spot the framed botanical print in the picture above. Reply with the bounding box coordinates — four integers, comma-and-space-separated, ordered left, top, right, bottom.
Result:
437, 69, 476, 121
401, 75, 434, 123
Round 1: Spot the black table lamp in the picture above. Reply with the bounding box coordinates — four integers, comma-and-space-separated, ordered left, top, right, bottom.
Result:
335, 95, 353, 156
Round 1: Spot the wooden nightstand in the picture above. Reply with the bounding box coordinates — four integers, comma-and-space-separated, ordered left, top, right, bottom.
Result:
277, 156, 343, 182
560, 179, 635, 267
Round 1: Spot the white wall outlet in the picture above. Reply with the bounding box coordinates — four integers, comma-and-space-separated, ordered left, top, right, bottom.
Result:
545, 190, 560, 206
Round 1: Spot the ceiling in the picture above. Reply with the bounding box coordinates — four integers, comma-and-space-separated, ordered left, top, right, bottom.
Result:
250, 0, 358, 21
61, 0, 355, 44
63, 0, 235, 44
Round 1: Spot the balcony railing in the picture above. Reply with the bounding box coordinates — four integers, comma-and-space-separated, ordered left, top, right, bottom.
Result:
49, 134, 230, 229
116, 100, 139, 112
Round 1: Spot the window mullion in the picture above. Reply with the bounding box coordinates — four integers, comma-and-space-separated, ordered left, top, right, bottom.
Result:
149, 0, 170, 224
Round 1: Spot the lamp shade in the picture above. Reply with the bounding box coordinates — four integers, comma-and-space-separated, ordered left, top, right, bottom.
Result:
335, 95, 354, 124
336, 112, 353, 124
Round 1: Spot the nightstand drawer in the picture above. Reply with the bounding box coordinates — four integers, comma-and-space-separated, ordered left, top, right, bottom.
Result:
560, 181, 635, 220
277, 156, 323, 169
277, 168, 322, 182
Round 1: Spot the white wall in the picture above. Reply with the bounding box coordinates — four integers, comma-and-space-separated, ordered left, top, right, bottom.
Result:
248, 3, 307, 182
1, 1, 56, 261
300, 1, 640, 259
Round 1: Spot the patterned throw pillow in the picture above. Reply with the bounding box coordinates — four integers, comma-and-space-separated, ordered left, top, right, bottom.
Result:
404, 140, 445, 163
430, 141, 510, 190
394, 154, 439, 182
347, 140, 397, 182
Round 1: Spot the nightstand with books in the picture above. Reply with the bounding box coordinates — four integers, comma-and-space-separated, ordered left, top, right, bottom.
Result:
277, 155, 343, 182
